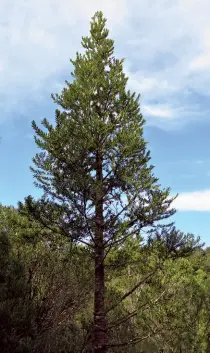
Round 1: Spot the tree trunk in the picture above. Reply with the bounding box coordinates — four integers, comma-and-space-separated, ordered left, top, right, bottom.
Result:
92, 151, 107, 353
93, 245, 107, 353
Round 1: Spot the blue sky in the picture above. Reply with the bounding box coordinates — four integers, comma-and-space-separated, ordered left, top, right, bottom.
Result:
0, 0, 210, 245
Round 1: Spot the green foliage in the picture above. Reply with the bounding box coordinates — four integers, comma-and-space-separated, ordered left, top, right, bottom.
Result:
24, 11, 176, 249
0, 205, 93, 353
0, 203, 208, 353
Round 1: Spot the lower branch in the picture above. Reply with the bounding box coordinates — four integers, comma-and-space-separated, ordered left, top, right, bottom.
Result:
107, 329, 162, 348
106, 268, 158, 314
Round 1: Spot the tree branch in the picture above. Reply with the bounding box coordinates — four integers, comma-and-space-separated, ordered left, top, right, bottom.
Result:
108, 289, 166, 330
107, 329, 162, 348
106, 268, 158, 314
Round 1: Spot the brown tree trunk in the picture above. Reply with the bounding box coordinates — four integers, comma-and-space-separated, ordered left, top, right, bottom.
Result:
93, 245, 107, 353
92, 151, 107, 353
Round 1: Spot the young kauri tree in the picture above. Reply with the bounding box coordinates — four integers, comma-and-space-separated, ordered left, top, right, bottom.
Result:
22, 11, 176, 353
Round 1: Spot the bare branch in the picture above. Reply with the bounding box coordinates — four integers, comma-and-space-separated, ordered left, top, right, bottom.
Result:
107, 329, 162, 348
106, 268, 158, 314
108, 289, 166, 330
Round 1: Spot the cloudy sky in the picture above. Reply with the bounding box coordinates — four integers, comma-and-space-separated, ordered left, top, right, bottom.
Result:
1, 0, 210, 245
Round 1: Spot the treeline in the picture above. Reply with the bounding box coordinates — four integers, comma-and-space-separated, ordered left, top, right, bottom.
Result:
0, 204, 209, 353
0, 11, 209, 353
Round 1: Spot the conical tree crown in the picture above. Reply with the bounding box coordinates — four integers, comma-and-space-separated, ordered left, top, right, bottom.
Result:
30, 11, 175, 243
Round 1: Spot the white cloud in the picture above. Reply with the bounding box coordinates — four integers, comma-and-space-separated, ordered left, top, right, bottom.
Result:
143, 104, 174, 119
189, 52, 210, 71
1, 0, 210, 126
173, 190, 210, 211
0, 0, 127, 114
125, 71, 175, 97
